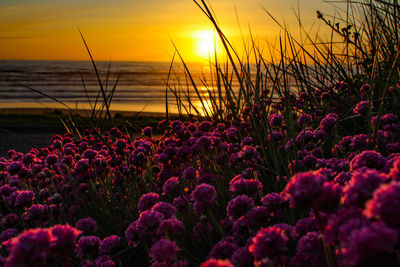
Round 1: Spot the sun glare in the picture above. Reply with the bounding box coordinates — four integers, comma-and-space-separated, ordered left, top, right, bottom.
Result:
194, 29, 222, 58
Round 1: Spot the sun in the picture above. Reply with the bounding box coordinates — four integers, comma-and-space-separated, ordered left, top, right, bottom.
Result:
194, 29, 222, 58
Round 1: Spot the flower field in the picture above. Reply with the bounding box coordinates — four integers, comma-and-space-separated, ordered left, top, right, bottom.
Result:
2, 0, 400, 266
2, 79, 400, 266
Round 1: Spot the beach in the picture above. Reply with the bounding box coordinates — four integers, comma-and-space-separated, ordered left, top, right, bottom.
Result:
0, 107, 168, 156
0, 60, 214, 156
0, 60, 214, 114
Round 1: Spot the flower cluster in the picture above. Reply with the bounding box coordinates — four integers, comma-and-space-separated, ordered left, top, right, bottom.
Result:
1, 81, 400, 266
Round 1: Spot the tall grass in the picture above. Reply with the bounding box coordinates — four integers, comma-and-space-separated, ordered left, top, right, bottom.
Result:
165, 0, 400, 190
3, 2, 400, 266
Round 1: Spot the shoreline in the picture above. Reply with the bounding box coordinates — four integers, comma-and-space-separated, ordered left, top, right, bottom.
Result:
0, 107, 171, 156
0, 107, 168, 118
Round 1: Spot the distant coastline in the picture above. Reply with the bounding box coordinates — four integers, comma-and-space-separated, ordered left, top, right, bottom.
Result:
0, 60, 210, 114
0, 106, 167, 117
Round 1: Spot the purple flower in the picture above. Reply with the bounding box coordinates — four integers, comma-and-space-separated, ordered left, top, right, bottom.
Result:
232, 216, 249, 238
0, 185, 15, 198
261, 192, 287, 210
341, 222, 398, 267
191, 183, 216, 204
114, 139, 127, 150
295, 129, 314, 147
149, 239, 180, 262
172, 196, 187, 211
381, 113, 398, 124
156, 218, 185, 237
231, 246, 253, 267
151, 202, 177, 219
208, 239, 237, 260
227, 195, 255, 218
7, 161, 22, 176
12, 190, 35, 207
138, 193, 160, 213
142, 126, 153, 137
334, 171, 352, 186
229, 177, 262, 198
76, 236, 100, 258
136, 210, 164, 234
389, 158, 400, 180
158, 119, 170, 130
216, 123, 225, 131
249, 226, 288, 262
99, 235, 120, 255
5, 228, 52, 266
240, 137, 254, 147
296, 114, 312, 128
350, 150, 386, 171
171, 120, 183, 130
74, 158, 90, 173
293, 217, 319, 240
176, 146, 192, 159
339, 135, 353, 148
315, 182, 342, 212
83, 149, 97, 160
284, 171, 327, 208
360, 83, 370, 97
226, 127, 238, 140
198, 121, 213, 132
76, 217, 98, 234
387, 142, 400, 153
238, 146, 261, 165
0, 228, 19, 243
125, 221, 140, 247
2, 213, 18, 227
268, 113, 284, 127
245, 206, 271, 228
228, 153, 238, 168
365, 181, 400, 227
45, 154, 58, 166
273, 223, 294, 239
95, 255, 116, 267
50, 224, 82, 255
182, 166, 197, 181
320, 113, 338, 131
324, 207, 368, 245
354, 101, 371, 116
343, 168, 388, 208
268, 131, 284, 142
290, 232, 328, 267
198, 173, 216, 186
200, 259, 234, 267
22, 154, 36, 165
350, 134, 369, 151
24, 204, 49, 223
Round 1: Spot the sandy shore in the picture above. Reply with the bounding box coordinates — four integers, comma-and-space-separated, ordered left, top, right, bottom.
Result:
0, 132, 61, 156
0, 107, 169, 156
0, 107, 167, 117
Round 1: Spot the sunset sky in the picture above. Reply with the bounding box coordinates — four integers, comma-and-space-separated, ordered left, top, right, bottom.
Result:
0, 0, 339, 62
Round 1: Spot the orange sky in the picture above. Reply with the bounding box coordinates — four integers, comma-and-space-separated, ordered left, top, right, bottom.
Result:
0, 0, 340, 62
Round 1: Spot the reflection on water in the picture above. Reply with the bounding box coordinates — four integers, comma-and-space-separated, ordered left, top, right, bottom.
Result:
0, 101, 179, 115
195, 99, 214, 117
0, 60, 248, 116
194, 86, 214, 116
0, 60, 210, 115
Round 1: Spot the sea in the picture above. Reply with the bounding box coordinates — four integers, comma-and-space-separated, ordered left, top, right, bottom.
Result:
0, 60, 219, 115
